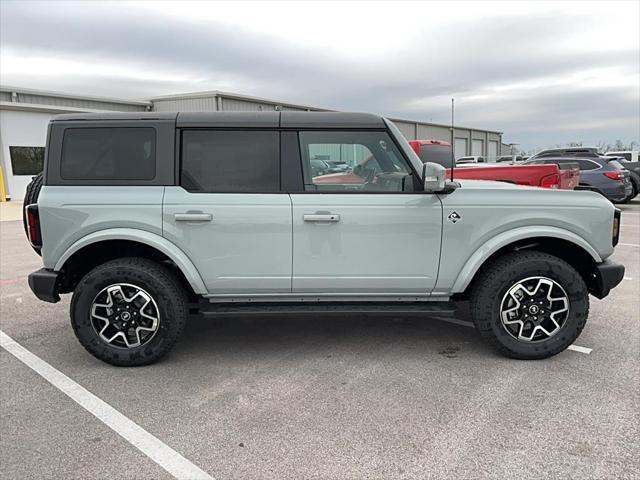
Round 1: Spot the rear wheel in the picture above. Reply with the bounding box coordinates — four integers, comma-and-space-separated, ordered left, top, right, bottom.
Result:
70, 257, 188, 366
470, 251, 589, 359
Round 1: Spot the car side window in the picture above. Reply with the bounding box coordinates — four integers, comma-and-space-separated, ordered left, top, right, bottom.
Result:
181, 130, 279, 193
576, 160, 599, 171
61, 127, 156, 180
299, 131, 414, 192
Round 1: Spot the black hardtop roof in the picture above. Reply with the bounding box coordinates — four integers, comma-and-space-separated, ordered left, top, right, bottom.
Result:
52, 111, 386, 128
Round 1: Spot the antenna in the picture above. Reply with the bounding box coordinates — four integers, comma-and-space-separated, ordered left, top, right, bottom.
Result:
450, 98, 455, 182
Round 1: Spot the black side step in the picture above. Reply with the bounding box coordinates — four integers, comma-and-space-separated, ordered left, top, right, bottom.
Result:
196, 302, 457, 318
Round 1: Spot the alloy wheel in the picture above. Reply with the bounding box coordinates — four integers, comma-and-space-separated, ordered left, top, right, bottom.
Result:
500, 276, 570, 342
90, 283, 160, 349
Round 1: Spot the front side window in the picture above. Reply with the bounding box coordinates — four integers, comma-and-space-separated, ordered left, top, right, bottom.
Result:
61, 128, 155, 180
299, 131, 414, 192
9, 146, 44, 175
181, 130, 279, 193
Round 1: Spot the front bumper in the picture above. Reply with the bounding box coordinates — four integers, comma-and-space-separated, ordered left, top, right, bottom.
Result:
590, 260, 625, 299
28, 268, 61, 303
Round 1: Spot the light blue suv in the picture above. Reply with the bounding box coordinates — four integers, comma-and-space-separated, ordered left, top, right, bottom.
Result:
24, 112, 625, 365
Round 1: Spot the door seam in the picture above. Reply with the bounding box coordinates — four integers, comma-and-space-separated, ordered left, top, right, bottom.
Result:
288, 192, 294, 293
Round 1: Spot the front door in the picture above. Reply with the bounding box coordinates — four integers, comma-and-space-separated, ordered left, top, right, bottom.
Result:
291, 130, 443, 295
163, 129, 291, 295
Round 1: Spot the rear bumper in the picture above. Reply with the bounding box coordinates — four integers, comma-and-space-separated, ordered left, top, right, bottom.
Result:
590, 260, 625, 299
28, 268, 61, 303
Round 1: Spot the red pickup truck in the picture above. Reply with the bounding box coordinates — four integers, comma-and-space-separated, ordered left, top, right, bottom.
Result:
313, 139, 579, 189
409, 140, 579, 189
312, 139, 580, 190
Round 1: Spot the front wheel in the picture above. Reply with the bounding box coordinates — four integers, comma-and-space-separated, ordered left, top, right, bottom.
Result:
70, 258, 188, 366
470, 251, 589, 359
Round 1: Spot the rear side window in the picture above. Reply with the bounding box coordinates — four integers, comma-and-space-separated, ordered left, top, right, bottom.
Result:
181, 130, 279, 193
609, 160, 625, 170
61, 128, 156, 180
576, 160, 599, 171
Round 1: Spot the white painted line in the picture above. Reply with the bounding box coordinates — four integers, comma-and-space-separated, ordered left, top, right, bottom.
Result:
431, 317, 593, 354
623, 277, 634, 281
620, 224, 640, 227
1, 292, 21, 299
618, 243, 640, 247
567, 344, 592, 354
432, 317, 474, 328
0, 331, 214, 480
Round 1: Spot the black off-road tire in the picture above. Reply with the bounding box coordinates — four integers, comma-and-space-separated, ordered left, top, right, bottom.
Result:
470, 251, 589, 360
70, 257, 188, 366
22, 173, 43, 255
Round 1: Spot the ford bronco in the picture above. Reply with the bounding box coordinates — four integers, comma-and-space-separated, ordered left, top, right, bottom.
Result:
25, 112, 625, 366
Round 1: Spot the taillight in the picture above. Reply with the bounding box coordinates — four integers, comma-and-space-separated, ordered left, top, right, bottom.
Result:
603, 171, 622, 181
540, 174, 560, 189
25, 204, 42, 248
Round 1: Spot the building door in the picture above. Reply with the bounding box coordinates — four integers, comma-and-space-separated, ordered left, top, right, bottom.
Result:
472, 139, 484, 156
488, 141, 498, 161
454, 138, 467, 160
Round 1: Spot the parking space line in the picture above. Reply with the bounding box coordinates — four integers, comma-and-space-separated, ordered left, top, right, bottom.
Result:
0, 276, 26, 286
0, 292, 22, 299
567, 345, 592, 354
618, 243, 640, 247
0, 331, 214, 480
623, 277, 633, 281
431, 317, 593, 354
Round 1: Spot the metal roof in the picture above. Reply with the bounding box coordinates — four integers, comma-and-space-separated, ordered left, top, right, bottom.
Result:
1, 85, 503, 136
148, 89, 329, 112
0, 85, 151, 106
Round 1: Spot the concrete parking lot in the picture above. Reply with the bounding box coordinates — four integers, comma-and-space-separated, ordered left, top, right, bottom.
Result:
1, 200, 638, 479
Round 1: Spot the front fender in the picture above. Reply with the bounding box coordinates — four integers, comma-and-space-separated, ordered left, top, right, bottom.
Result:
449, 226, 602, 293
54, 228, 207, 295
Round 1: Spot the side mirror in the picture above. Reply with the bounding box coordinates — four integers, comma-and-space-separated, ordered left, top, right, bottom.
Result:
422, 162, 447, 192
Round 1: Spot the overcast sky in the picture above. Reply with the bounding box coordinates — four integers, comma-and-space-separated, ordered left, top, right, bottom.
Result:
1, 0, 638, 150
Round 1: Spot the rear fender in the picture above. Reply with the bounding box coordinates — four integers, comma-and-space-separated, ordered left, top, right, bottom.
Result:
54, 228, 207, 294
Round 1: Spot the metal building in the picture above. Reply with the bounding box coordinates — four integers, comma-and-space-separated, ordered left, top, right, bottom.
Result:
0, 86, 507, 199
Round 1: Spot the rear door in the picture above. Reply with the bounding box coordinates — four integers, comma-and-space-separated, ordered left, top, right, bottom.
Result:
289, 130, 442, 295
163, 128, 292, 295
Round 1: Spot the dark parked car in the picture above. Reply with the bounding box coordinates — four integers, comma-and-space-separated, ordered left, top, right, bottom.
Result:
604, 153, 640, 199
310, 159, 331, 176
524, 157, 632, 203
529, 147, 638, 201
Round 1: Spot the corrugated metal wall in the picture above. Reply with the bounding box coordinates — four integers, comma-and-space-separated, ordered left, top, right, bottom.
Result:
388, 120, 503, 158
4, 92, 147, 112
308, 144, 370, 166
152, 97, 217, 112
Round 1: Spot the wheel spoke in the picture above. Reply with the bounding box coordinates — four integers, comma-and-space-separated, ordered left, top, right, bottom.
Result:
499, 276, 570, 343
90, 283, 160, 349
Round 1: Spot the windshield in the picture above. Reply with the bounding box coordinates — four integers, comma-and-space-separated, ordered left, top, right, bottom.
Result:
419, 144, 453, 168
